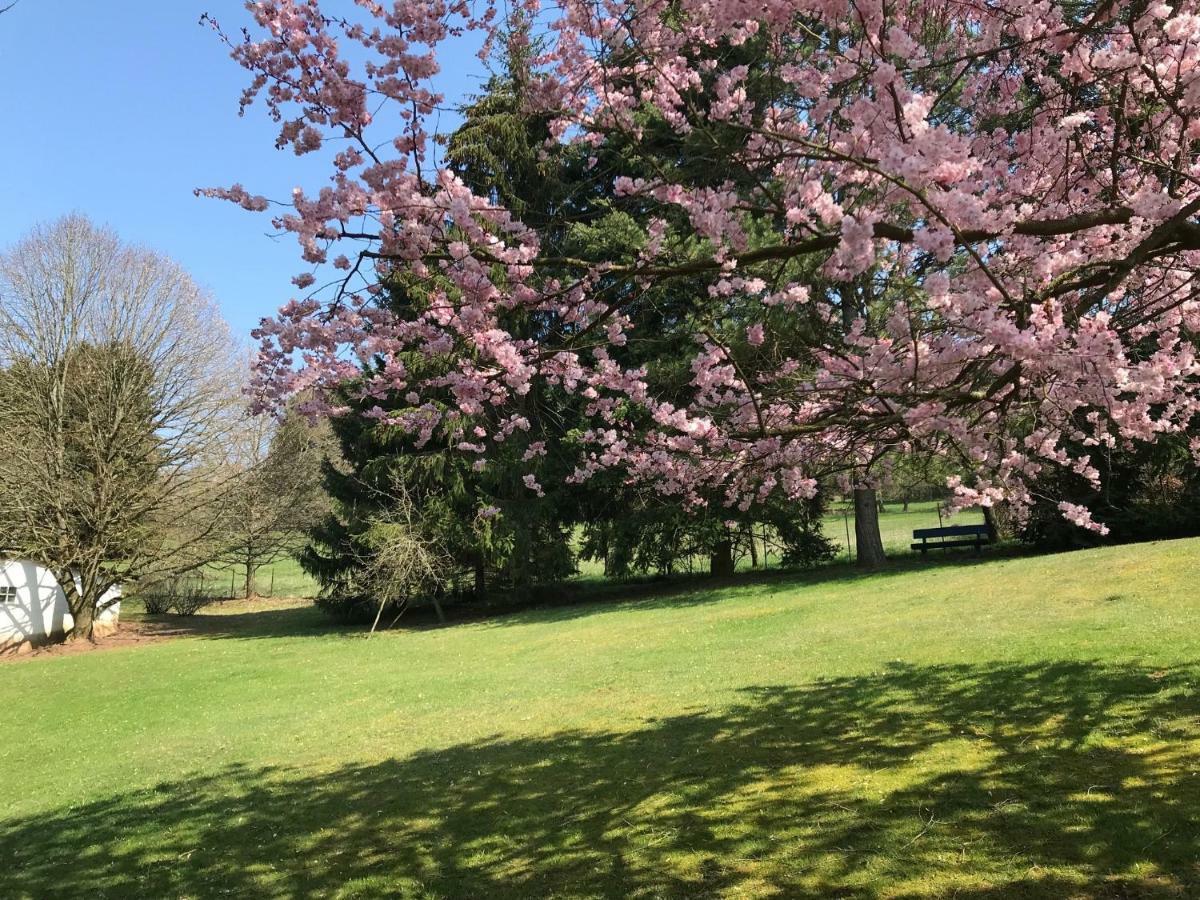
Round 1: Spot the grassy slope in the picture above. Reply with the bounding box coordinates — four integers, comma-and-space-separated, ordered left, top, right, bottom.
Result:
2, 540, 1199, 898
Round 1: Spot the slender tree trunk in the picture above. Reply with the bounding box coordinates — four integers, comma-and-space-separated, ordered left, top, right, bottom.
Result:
473, 556, 487, 599
709, 537, 735, 577
244, 559, 258, 600
836, 283, 886, 568
747, 528, 759, 568
854, 488, 887, 568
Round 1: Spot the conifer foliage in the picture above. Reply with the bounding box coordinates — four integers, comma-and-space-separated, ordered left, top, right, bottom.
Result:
207, 1, 1200, 540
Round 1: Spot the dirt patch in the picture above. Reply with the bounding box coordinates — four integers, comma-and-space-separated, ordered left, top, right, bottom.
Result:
0, 620, 188, 663
0, 597, 317, 663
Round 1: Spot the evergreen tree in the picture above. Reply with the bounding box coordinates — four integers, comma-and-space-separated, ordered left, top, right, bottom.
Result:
306, 20, 843, 610
303, 23, 581, 621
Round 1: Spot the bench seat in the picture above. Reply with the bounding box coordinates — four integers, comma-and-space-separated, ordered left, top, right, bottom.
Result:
910, 538, 987, 551
912, 524, 991, 554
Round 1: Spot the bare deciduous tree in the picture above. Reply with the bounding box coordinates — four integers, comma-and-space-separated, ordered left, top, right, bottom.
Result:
216, 409, 332, 598
325, 482, 451, 631
0, 215, 241, 642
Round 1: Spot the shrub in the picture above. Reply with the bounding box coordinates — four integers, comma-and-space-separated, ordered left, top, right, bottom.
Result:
1020, 434, 1200, 550
169, 587, 214, 616
135, 580, 217, 616
139, 590, 174, 616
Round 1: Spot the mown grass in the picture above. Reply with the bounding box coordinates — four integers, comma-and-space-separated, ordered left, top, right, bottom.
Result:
2, 540, 1199, 898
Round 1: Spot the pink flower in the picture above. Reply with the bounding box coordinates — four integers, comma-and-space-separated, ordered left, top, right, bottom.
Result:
522, 474, 545, 497
215, 0, 1200, 533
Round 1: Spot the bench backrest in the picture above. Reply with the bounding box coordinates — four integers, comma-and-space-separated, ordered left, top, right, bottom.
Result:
912, 524, 990, 540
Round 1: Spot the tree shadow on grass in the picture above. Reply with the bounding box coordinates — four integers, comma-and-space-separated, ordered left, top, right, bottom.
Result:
6, 660, 1198, 898
135, 603, 342, 642
426, 549, 1032, 633
134, 567, 916, 643
138, 549, 1034, 643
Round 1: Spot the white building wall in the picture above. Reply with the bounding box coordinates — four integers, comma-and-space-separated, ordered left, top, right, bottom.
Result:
0, 559, 120, 651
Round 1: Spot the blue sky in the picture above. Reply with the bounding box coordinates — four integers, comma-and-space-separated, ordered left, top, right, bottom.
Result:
0, 1, 480, 340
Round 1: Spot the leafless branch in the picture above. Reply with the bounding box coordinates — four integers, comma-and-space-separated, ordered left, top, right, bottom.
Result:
0, 215, 244, 640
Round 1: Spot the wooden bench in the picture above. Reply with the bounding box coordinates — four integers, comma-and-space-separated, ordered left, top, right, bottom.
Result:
911, 524, 991, 554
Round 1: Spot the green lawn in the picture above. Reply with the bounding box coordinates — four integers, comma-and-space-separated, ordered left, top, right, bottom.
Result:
3, 540, 1199, 897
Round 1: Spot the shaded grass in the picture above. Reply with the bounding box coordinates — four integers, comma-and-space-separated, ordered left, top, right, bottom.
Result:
2, 539, 1200, 897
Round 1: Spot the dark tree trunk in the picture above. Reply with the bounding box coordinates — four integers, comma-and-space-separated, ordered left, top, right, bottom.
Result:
709, 538, 735, 577
836, 285, 886, 568
854, 488, 888, 568
747, 529, 759, 568
59, 574, 96, 643
983, 505, 999, 541
244, 560, 258, 600
474, 557, 487, 599
69, 604, 95, 642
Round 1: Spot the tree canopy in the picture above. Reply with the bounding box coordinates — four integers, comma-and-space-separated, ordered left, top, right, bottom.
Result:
206, 1, 1200, 535
0, 215, 240, 640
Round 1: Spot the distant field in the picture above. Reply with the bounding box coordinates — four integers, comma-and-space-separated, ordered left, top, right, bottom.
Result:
194, 556, 319, 600
572, 500, 977, 579
3, 539, 1199, 897
209, 503, 978, 594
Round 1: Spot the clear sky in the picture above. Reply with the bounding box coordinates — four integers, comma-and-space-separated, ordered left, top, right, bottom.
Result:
0, 1, 480, 341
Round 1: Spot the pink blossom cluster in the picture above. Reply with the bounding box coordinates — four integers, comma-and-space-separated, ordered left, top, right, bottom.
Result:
208, 0, 1200, 529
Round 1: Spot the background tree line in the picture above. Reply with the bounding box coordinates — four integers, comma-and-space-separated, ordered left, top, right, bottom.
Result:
0, 217, 331, 640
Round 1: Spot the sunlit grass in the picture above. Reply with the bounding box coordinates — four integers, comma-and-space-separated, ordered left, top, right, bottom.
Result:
2, 539, 1198, 897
